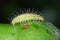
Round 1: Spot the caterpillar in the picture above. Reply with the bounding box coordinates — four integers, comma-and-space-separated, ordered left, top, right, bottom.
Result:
10, 8, 44, 25
11, 13, 44, 25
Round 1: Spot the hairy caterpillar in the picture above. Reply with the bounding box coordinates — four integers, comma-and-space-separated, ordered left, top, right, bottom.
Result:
10, 8, 44, 25
11, 13, 44, 25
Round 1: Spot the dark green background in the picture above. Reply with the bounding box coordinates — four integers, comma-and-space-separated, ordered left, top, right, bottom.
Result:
0, 0, 60, 29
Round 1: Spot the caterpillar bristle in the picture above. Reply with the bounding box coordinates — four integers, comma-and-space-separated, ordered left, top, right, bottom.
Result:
26, 9, 29, 13
34, 10, 38, 13
28, 8, 30, 13
19, 8, 26, 13
31, 8, 34, 13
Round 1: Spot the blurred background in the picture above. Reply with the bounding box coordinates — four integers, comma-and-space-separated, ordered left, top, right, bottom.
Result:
0, 0, 60, 29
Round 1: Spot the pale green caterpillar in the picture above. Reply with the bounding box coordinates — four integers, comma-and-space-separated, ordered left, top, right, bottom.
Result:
11, 13, 44, 25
